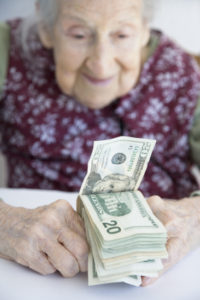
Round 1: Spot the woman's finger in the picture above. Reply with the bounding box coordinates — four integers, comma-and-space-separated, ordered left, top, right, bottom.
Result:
142, 236, 183, 286
147, 196, 176, 226
40, 239, 79, 277
28, 252, 56, 275
58, 228, 89, 272
15, 250, 56, 275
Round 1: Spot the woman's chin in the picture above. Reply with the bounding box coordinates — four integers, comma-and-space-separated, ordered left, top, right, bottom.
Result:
58, 84, 117, 109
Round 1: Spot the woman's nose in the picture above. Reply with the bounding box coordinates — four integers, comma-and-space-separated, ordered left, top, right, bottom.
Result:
85, 39, 115, 77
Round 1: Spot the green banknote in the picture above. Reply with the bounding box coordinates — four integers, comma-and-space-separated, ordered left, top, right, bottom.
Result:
77, 136, 167, 286
79, 136, 156, 195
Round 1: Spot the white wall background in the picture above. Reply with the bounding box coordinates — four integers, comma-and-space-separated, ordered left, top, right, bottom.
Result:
151, 0, 200, 54
0, 0, 200, 187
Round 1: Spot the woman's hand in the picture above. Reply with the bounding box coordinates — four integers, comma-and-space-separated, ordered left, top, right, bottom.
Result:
142, 195, 200, 286
0, 199, 89, 277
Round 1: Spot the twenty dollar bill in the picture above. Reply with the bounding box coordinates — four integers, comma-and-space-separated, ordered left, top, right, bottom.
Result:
77, 136, 167, 286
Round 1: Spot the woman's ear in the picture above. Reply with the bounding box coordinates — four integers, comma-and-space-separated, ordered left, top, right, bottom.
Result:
37, 23, 53, 49
36, 1, 53, 48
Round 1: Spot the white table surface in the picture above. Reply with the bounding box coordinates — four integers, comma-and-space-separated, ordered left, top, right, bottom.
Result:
0, 188, 200, 300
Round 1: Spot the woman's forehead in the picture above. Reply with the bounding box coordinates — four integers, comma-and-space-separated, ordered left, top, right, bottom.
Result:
58, 0, 143, 20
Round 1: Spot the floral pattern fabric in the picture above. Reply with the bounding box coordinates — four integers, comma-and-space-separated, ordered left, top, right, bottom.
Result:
0, 19, 200, 199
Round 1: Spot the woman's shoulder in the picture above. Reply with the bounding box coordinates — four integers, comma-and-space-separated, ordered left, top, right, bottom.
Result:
0, 22, 10, 97
116, 29, 200, 139
142, 29, 200, 101
148, 29, 200, 74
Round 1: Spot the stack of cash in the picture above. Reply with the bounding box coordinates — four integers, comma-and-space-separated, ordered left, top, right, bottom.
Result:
77, 136, 168, 286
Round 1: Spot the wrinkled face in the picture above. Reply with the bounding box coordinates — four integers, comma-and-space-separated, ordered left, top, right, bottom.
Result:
39, 0, 149, 109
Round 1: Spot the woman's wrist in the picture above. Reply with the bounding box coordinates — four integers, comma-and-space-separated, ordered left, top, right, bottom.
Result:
0, 200, 25, 260
0, 200, 12, 259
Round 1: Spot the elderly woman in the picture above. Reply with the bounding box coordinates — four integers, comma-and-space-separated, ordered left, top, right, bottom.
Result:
0, 0, 200, 286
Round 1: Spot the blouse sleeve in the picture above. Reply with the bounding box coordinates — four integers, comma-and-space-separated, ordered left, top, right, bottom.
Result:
189, 97, 200, 166
0, 22, 10, 99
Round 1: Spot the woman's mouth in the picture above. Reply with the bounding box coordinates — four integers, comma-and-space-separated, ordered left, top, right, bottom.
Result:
83, 73, 114, 86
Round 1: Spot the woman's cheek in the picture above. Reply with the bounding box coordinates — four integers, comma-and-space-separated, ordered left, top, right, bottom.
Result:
55, 64, 75, 95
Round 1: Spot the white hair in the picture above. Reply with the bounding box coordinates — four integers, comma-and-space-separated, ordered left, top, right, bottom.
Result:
36, 0, 58, 28
36, 0, 155, 27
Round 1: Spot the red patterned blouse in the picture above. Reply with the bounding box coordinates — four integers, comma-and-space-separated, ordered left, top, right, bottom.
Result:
0, 19, 200, 199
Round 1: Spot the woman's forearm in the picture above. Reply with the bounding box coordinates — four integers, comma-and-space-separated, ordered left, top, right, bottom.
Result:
0, 199, 26, 260
0, 199, 15, 260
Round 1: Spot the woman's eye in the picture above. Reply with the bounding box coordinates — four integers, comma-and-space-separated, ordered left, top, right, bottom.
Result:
118, 34, 128, 39
73, 34, 86, 39
67, 27, 90, 40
